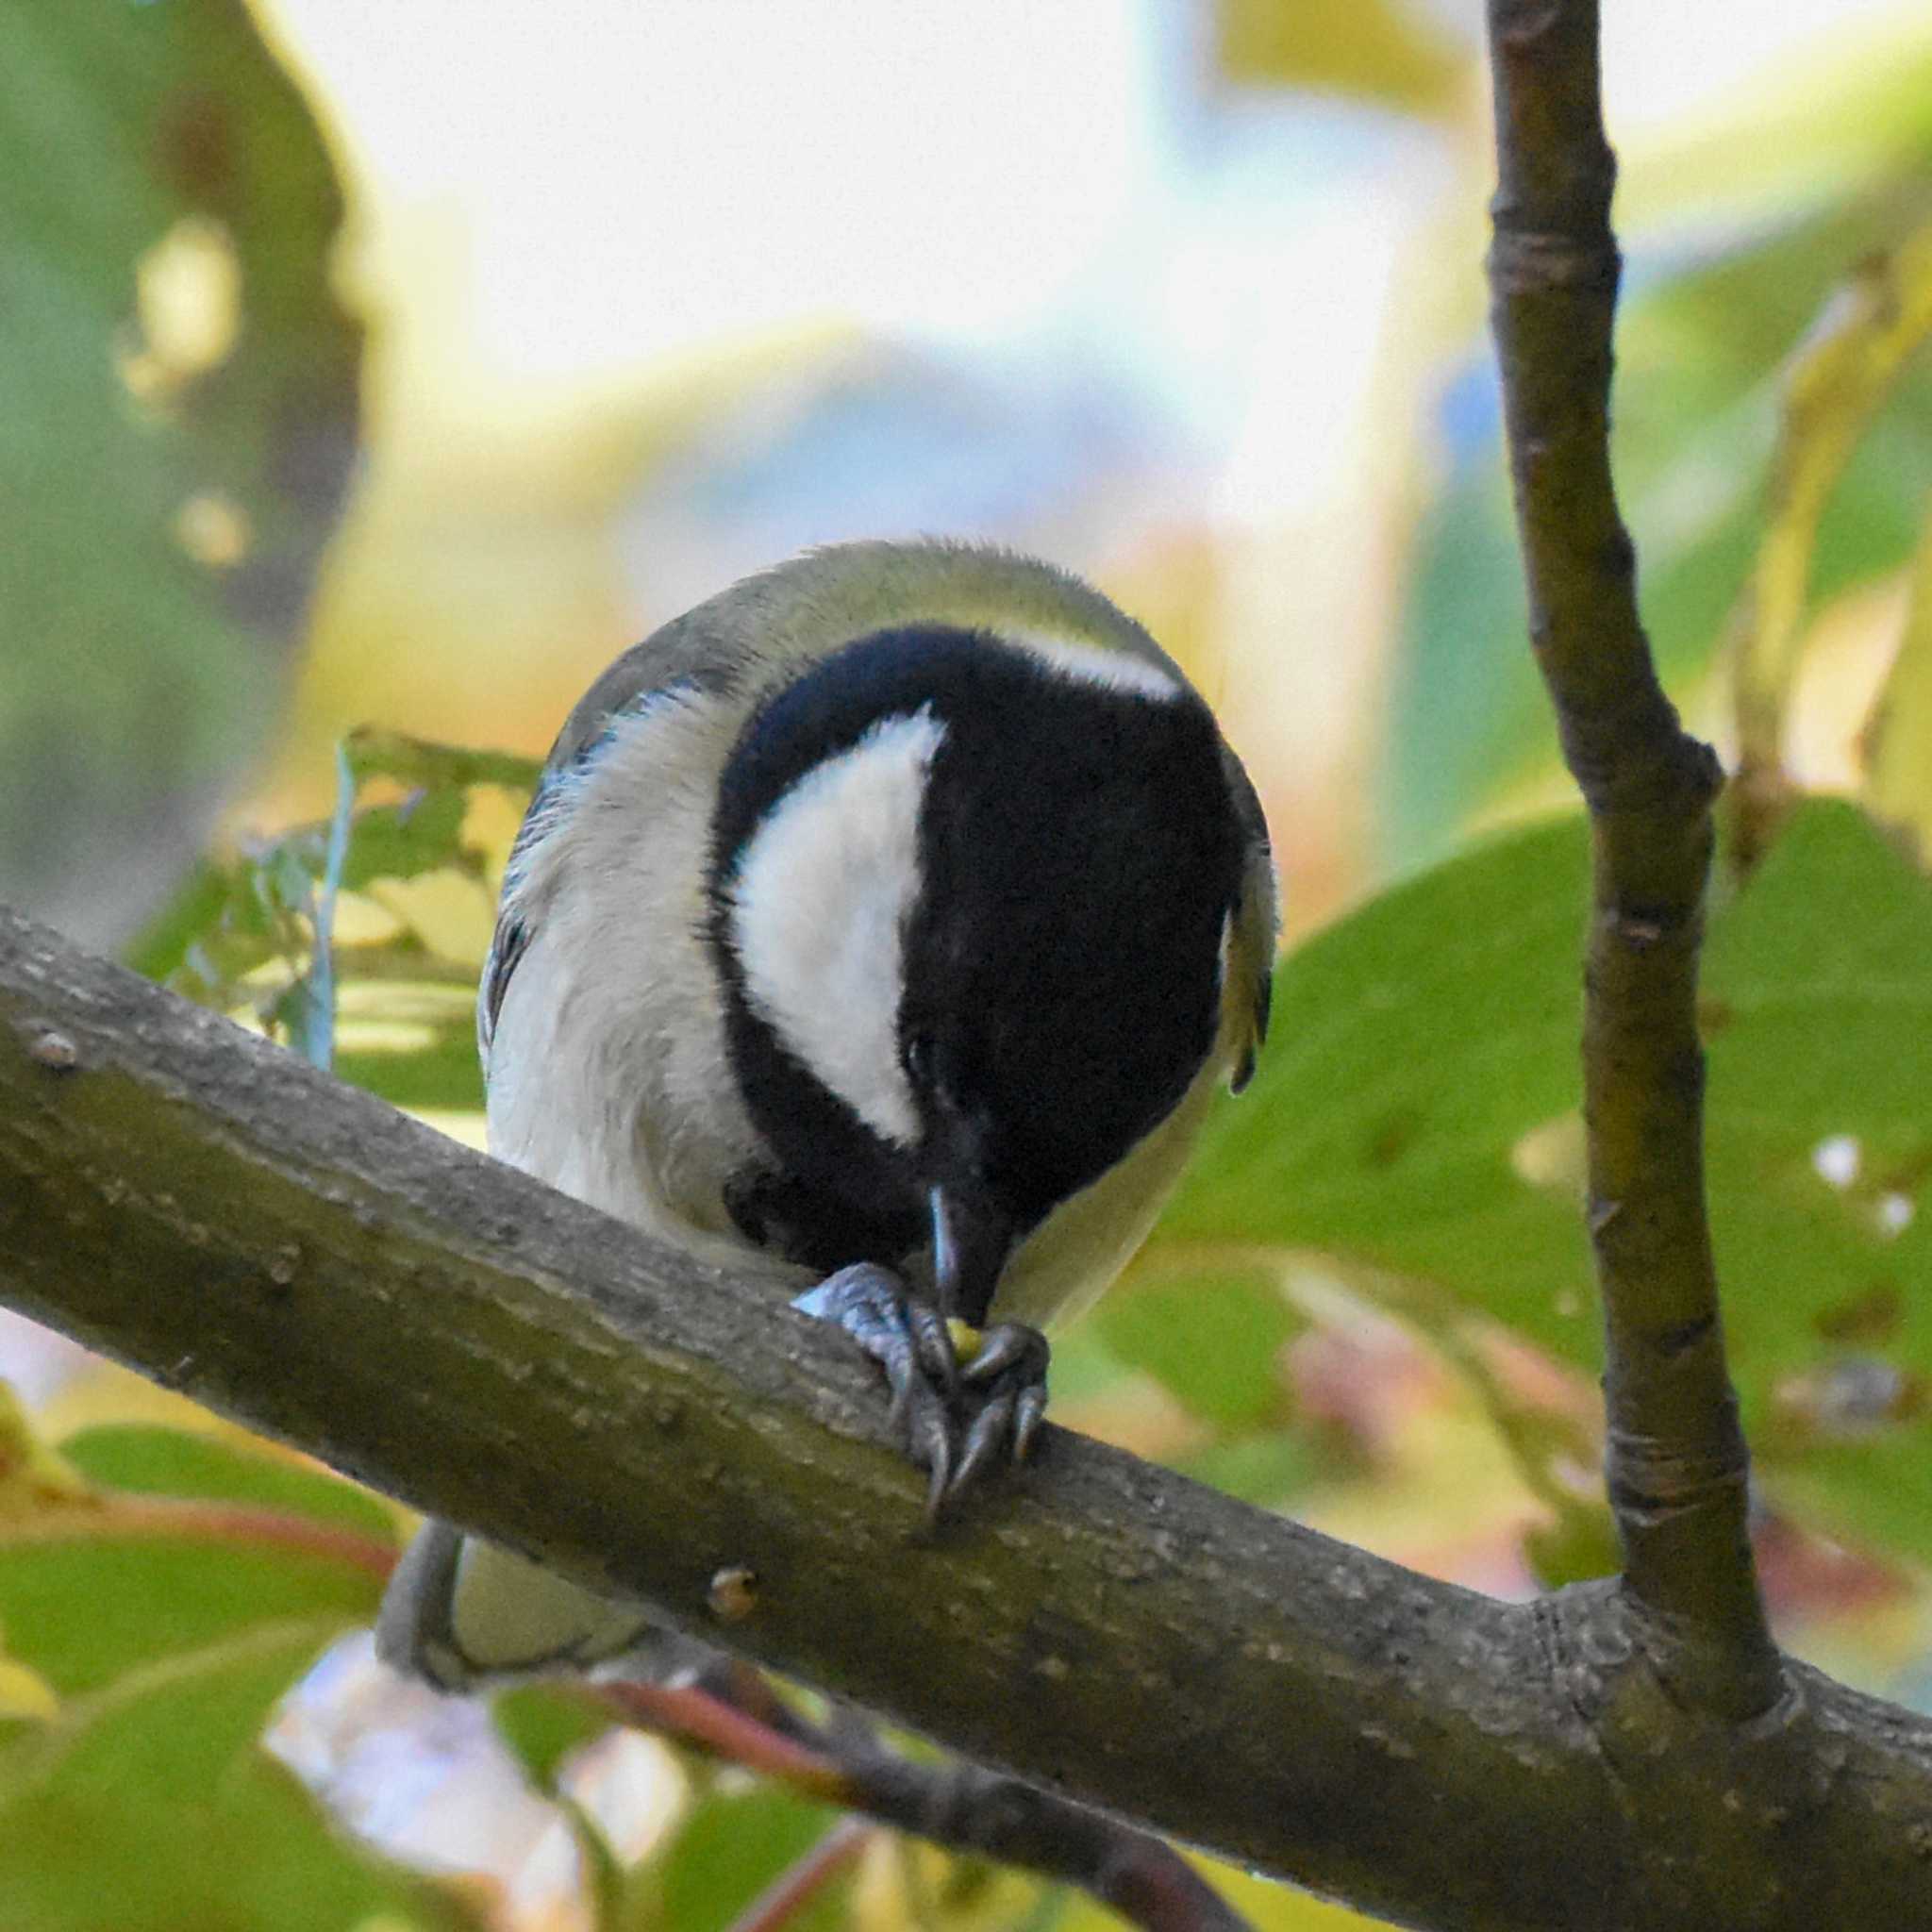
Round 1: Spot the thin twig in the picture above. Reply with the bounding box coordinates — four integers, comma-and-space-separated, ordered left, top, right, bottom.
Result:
598, 1670, 1253, 1932
720, 1817, 873, 1932
4, 1495, 398, 1581
831, 1743, 1252, 1932
595, 1679, 849, 1797
1484, 0, 1782, 1716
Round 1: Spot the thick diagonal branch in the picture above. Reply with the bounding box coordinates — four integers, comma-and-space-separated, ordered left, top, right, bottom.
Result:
1484, 0, 1781, 1717
5, 910, 1932, 1927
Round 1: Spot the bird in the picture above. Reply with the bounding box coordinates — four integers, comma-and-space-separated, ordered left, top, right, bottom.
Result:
376, 538, 1276, 1689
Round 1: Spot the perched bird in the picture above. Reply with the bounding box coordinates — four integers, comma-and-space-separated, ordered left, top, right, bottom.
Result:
377, 539, 1276, 1688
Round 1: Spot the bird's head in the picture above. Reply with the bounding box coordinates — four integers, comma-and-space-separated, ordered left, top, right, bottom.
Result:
708, 623, 1249, 1326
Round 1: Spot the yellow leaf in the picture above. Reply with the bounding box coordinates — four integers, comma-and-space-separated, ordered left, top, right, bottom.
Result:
1215, 0, 1468, 119
0, 1652, 58, 1725
0, 1382, 93, 1521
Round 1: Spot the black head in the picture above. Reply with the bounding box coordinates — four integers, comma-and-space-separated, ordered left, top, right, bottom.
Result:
708, 624, 1245, 1323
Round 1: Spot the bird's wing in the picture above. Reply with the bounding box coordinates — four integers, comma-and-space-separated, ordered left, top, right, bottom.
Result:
477, 620, 753, 1063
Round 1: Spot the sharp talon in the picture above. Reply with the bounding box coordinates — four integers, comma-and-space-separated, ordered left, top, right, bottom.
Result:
908, 1363, 948, 1447
924, 1446, 953, 1526
948, 1322, 1049, 1499
908, 1300, 959, 1394
953, 1391, 1016, 1496
963, 1324, 1029, 1384
1012, 1385, 1047, 1464
916, 1387, 958, 1524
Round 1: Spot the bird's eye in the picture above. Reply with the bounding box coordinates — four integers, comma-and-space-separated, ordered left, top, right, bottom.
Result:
904, 1032, 938, 1087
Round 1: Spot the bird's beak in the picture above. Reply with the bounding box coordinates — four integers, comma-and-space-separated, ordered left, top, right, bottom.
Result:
929, 1184, 1013, 1329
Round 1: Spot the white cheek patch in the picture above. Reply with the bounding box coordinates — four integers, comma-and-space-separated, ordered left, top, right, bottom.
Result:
727, 708, 947, 1147
1006, 629, 1179, 702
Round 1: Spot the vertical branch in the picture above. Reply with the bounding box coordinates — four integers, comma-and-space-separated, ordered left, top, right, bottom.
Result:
1484, 0, 1781, 1716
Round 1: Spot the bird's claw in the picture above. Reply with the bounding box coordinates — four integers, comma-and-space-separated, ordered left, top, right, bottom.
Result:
795, 1267, 1048, 1521
958, 1322, 1050, 1478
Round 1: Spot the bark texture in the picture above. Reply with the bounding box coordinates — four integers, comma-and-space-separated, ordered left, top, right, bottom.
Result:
4, 908, 1932, 1929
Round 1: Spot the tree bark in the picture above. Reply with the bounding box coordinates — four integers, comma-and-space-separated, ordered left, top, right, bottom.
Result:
5, 908, 1932, 1929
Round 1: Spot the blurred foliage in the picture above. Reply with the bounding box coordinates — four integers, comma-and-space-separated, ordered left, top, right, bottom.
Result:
130, 727, 535, 1103
494, 1682, 858, 1932
0, 0, 360, 950
0, 1398, 479, 1932
1728, 217, 1932, 780
1385, 170, 1932, 871
1213, 0, 1467, 118
1155, 816, 1595, 1350
1154, 799, 1932, 1560
1866, 512, 1932, 862
13, 4, 1932, 1932
654, 1785, 847, 1932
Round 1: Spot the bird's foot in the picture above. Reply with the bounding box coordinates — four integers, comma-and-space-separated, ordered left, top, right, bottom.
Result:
952, 1319, 1049, 1495
794, 1264, 1048, 1521
793, 1263, 958, 1511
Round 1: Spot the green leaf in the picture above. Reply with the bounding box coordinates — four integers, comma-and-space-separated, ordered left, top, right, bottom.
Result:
0, 1627, 483, 1932
0, 1627, 331, 1810
122, 858, 245, 987
492, 1681, 613, 1794
58, 1425, 398, 1547
337, 786, 478, 893
1522, 1504, 1624, 1591
1157, 800, 1932, 1559
0, 0, 361, 950
1770, 1432, 1932, 1570
1377, 467, 1539, 872
0, 1381, 93, 1516
1694, 803, 1932, 1545
0, 1407, 457, 1930
0, 1532, 380, 1706
335, 993, 487, 1111
130, 738, 506, 1109
0, 1423, 386, 1698
130, 842, 308, 1010
1154, 814, 1596, 1355
642, 1785, 846, 1932
345, 725, 543, 796
1096, 1269, 1298, 1432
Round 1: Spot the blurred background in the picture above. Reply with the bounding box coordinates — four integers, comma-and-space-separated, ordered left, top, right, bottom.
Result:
5, 2, 1932, 1928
